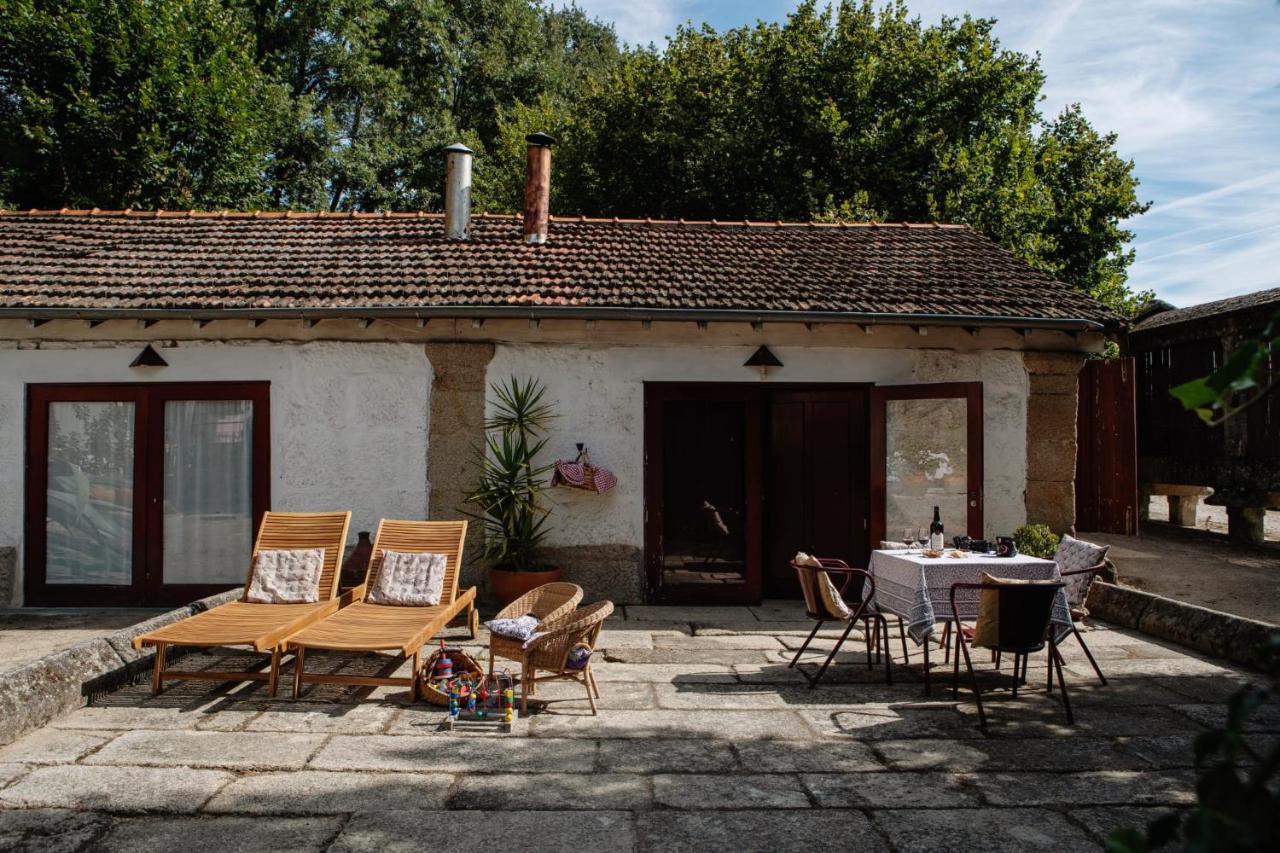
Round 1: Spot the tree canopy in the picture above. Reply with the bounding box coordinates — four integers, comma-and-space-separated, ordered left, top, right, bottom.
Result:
0, 0, 1150, 314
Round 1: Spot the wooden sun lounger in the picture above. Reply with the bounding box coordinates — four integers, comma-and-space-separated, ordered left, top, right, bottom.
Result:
132, 510, 352, 697
287, 519, 477, 700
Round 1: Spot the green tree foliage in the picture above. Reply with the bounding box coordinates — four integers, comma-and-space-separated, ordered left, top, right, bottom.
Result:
0, 0, 1149, 314
552, 1, 1149, 315
0, 0, 277, 209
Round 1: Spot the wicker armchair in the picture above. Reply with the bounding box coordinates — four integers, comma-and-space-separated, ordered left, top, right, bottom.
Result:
511, 600, 614, 715
489, 582, 583, 677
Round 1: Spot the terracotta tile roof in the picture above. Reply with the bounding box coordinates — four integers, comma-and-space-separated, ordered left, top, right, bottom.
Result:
0, 209, 1117, 327
1132, 287, 1280, 333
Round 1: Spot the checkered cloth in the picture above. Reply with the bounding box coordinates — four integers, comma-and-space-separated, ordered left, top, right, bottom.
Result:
869, 550, 1072, 644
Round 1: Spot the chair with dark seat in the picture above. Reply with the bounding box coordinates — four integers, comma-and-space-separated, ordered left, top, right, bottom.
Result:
788, 556, 892, 686
949, 579, 1073, 731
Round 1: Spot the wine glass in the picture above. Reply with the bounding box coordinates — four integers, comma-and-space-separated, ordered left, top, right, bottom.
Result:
902, 527, 916, 553
917, 527, 930, 551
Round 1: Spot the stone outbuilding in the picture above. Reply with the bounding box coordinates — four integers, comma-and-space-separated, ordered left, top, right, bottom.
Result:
0, 144, 1120, 608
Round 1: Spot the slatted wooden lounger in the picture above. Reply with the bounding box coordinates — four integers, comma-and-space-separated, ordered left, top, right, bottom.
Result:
132, 510, 352, 697
287, 519, 477, 700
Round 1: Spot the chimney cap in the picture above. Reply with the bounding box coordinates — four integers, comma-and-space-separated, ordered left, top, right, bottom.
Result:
525, 132, 556, 148
443, 142, 474, 155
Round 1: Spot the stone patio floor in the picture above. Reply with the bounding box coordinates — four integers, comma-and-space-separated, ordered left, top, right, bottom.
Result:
0, 603, 1274, 852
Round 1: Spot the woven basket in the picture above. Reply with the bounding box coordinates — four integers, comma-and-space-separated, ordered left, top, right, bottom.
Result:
420, 648, 483, 707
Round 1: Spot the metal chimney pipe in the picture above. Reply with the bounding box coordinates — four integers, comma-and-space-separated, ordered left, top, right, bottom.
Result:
522, 132, 555, 244
443, 143, 473, 240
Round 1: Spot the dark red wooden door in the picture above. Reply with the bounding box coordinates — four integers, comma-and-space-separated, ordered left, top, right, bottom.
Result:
765, 389, 869, 596
1076, 358, 1138, 534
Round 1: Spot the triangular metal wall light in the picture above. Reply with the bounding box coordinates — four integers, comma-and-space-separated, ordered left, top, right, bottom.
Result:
129, 344, 168, 367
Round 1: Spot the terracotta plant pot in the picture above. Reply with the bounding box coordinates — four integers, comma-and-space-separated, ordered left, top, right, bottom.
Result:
489, 566, 563, 608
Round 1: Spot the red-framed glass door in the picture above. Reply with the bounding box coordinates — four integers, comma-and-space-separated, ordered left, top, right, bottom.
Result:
870, 382, 984, 550
25, 382, 270, 607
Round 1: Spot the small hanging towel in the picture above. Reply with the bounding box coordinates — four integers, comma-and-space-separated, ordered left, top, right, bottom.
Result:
551, 446, 617, 494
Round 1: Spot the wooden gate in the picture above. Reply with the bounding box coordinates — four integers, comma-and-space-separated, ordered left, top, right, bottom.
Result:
1075, 358, 1139, 534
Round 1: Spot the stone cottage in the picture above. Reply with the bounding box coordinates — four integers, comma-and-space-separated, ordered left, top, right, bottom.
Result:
0, 140, 1116, 608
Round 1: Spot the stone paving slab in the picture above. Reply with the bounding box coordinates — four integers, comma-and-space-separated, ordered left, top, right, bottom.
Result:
0, 603, 1264, 851
636, 809, 888, 852
84, 730, 326, 771
653, 772, 811, 809
0, 729, 112, 765
311, 734, 596, 773
95, 814, 344, 853
872, 807, 1099, 852
448, 771, 650, 810
0, 765, 234, 813
331, 810, 635, 853
205, 770, 453, 814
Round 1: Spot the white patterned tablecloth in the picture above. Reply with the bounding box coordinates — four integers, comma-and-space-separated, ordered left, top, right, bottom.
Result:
868, 550, 1072, 644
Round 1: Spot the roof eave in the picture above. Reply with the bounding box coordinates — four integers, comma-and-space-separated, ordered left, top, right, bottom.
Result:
0, 305, 1109, 332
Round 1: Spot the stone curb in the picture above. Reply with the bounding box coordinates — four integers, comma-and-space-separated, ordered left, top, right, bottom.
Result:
0, 588, 242, 746
1087, 581, 1278, 670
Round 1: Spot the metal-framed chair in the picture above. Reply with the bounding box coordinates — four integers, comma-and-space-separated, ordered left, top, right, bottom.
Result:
788, 557, 892, 686
949, 580, 1073, 732
1058, 559, 1112, 685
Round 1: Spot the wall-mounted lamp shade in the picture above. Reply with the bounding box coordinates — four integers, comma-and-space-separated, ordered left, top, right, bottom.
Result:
743, 346, 783, 368
130, 344, 168, 367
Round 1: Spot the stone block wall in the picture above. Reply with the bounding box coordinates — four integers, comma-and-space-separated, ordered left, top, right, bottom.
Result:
1024, 352, 1087, 533
424, 342, 494, 591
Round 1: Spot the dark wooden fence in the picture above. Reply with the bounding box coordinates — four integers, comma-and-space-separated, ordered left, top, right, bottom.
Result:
1076, 358, 1139, 534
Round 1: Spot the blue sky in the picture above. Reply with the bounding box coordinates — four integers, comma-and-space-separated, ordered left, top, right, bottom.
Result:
566, 0, 1280, 307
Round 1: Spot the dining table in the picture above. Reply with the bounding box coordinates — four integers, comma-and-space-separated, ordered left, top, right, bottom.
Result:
867, 548, 1073, 693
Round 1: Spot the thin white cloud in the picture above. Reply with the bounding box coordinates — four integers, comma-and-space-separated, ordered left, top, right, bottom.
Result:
569, 0, 687, 46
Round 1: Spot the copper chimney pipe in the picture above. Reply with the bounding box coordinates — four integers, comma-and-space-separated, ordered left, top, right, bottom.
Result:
522, 132, 555, 244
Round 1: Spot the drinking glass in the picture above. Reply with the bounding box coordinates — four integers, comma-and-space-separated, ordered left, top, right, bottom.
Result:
917, 528, 929, 551
902, 527, 916, 553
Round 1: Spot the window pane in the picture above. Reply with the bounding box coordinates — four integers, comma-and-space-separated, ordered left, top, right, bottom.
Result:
46, 401, 135, 585
661, 399, 747, 587
162, 400, 253, 584
885, 397, 968, 541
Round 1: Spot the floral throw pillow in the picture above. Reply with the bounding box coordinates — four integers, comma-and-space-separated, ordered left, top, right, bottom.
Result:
246, 548, 325, 604
367, 550, 448, 606
485, 614, 541, 642
1054, 534, 1110, 609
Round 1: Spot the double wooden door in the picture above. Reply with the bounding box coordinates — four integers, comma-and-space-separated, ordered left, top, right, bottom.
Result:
25, 382, 270, 607
645, 381, 985, 604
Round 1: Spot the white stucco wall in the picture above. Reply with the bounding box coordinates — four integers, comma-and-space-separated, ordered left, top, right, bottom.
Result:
0, 341, 431, 600
486, 343, 1029, 549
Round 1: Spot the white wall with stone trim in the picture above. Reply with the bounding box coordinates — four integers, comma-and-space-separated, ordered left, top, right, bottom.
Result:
0, 341, 431, 603
486, 343, 1029, 552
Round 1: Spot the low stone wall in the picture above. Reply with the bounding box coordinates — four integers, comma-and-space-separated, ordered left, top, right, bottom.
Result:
1087, 581, 1278, 670
0, 589, 242, 746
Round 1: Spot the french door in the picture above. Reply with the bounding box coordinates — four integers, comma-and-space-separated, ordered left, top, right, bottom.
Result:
870, 382, 984, 550
25, 383, 270, 607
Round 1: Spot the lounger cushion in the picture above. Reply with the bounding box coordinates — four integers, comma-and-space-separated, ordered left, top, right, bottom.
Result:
367, 550, 448, 606
246, 548, 325, 604
795, 552, 852, 620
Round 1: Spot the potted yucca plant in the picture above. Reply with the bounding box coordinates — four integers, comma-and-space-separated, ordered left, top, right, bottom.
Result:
465, 376, 560, 605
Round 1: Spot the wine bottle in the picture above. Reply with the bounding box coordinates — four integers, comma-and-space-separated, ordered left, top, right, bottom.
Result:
929, 506, 944, 550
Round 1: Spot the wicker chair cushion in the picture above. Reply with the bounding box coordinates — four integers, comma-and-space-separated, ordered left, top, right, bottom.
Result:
366, 550, 447, 606
246, 548, 325, 604
486, 614, 541, 642
1054, 535, 1110, 608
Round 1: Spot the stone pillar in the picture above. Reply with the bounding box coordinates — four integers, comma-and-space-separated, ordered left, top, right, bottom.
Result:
1227, 506, 1267, 545
424, 342, 495, 589
1024, 352, 1087, 534
1167, 494, 1201, 528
